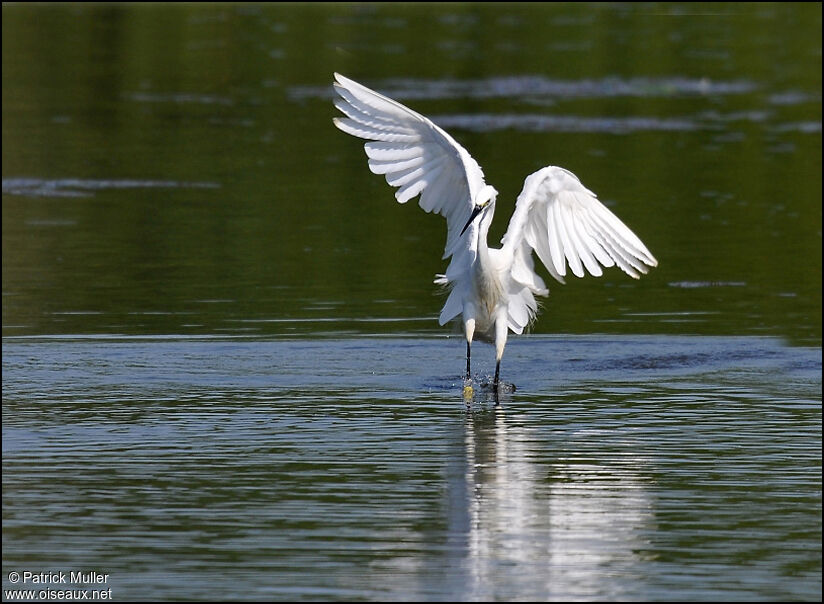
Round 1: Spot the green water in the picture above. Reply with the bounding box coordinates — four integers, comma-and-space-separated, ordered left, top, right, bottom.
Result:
3, 2, 821, 343
2, 3, 821, 601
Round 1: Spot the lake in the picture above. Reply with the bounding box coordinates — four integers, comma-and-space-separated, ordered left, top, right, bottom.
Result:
2, 3, 821, 601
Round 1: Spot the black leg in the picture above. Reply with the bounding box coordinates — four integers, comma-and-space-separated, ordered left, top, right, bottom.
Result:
493, 360, 501, 405
465, 341, 471, 380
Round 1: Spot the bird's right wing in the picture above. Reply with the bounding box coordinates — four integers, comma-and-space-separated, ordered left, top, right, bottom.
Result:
502, 166, 658, 284
332, 73, 486, 262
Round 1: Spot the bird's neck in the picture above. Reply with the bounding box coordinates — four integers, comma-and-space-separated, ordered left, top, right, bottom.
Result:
474, 209, 495, 265
471, 211, 505, 312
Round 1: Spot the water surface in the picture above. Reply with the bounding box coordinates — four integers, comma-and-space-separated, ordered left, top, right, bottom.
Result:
3, 334, 821, 601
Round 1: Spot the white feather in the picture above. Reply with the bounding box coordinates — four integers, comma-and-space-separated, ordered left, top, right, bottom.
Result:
332, 73, 486, 280
502, 166, 658, 283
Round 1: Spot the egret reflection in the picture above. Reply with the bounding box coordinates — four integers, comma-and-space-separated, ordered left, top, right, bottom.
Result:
441, 406, 655, 600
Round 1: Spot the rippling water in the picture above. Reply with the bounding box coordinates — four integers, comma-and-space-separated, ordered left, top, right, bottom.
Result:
3, 335, 821, 600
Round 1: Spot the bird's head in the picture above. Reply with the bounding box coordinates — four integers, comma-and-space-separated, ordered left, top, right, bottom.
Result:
460, 185, 498, 236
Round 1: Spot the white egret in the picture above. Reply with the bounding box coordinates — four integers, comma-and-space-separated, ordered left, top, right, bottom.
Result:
332, 73, 657, 392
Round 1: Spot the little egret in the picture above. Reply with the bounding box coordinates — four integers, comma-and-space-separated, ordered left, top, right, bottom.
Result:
332, 73, 658, 392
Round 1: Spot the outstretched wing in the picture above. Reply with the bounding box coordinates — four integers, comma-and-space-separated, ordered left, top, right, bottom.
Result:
502, 166, 658, 285
332, 73, 486, 262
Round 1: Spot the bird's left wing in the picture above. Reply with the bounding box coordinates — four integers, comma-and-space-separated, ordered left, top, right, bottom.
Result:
332, 73, 486, 261
502, 166, 657, 284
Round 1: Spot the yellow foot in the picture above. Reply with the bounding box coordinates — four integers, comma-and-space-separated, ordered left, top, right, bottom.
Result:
462, 383, 474, 401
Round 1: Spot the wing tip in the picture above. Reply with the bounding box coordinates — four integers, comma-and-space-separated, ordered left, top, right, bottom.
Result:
333, 73, 372, 98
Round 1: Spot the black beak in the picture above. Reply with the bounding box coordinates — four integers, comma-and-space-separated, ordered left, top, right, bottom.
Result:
460, 205, 484, 236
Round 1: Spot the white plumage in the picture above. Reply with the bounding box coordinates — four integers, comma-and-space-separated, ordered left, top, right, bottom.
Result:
332, 73, 658, 391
